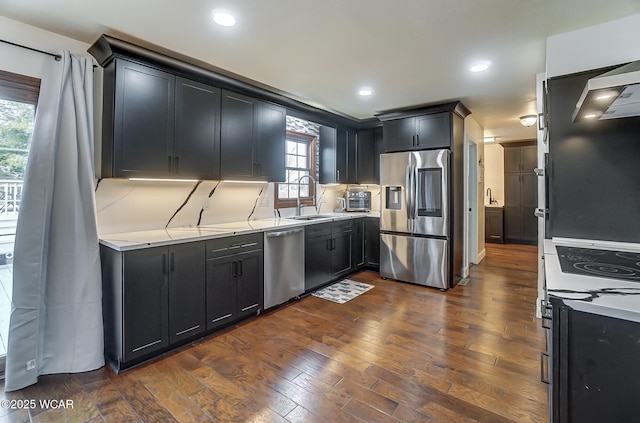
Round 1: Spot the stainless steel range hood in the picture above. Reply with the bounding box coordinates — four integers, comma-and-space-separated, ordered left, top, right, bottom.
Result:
573, 61, 640, 122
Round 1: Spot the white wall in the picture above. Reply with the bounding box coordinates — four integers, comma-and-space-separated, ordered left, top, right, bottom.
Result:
546, 13, 640, 78
0, 16, 88, 77
464, 115, 485, 266
483, 143, 504, 206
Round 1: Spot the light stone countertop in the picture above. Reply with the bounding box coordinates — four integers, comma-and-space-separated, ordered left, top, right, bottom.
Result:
100, 212, 379, 252
544, 238, 640, 323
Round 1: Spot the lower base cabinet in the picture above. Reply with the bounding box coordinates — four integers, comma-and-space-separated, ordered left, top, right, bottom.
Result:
206, 234, 264, 330
101, 241, 206, 371
365, 217, 380, 268
548, 298, 640, 422
304, 220, 355, 292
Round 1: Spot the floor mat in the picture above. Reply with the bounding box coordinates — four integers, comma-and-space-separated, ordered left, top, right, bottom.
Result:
312, 279, 374, 304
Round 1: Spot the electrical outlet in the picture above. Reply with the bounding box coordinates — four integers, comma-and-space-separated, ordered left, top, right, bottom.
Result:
257, 194, 269, 207
203, 198, 212, 210
26, 359, 36, 371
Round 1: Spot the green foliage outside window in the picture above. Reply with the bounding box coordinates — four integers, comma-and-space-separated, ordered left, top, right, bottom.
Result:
0, 99, 34, 180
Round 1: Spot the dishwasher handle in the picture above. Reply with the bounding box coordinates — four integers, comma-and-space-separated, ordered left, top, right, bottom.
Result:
266, 228, 304, 238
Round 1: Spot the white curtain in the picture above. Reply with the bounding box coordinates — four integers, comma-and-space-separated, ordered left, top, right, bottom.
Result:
4, 52, 104, 391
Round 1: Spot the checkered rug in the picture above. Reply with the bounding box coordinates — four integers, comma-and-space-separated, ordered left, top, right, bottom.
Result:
312, 279, 374, 304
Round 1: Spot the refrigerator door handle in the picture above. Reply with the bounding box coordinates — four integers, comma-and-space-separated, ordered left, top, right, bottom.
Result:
405, 163, 413, 230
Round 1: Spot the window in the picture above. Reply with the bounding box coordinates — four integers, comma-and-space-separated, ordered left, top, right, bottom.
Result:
0, 69, 40, 370
274, 131, 316, 209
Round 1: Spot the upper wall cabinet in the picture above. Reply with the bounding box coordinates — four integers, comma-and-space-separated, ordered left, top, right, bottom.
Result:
101, 58, 221, 179
355, 126, 383, 184
220, 90, 286, 182
377, 102, 471, 153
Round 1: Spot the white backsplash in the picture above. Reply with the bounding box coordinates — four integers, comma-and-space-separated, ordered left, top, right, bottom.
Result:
96, 179, 380, 236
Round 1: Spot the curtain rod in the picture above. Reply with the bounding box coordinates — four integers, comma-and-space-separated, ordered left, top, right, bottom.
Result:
0, 38, 61, 61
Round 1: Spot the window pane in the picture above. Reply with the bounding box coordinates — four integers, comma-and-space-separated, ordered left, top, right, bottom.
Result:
278, 184, 289, 199
297, 156, 307, 169
297, 142, 307, 156
286, 141, 297, 154
299, 185, 309, 197
288, 184, 299, 198
287, 170, 300, 183
286, 154, 297, 168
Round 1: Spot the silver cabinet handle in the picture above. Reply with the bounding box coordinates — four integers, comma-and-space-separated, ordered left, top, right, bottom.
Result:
534, 209, 546, 218
534, 168, 544, 176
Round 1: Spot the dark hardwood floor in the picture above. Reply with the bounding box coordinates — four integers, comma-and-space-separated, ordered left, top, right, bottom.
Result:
1, 243, 546, 422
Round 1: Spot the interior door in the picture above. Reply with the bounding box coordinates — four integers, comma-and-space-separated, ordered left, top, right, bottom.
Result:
412, 149, 449, 237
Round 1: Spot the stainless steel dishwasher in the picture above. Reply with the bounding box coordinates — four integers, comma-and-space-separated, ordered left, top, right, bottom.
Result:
264, 227, 305, 309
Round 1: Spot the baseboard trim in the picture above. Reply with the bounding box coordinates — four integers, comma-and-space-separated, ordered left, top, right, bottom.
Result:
476, 248, 486, 263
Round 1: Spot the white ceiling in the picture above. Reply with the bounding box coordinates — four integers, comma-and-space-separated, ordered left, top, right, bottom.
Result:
1, 0, 640, 141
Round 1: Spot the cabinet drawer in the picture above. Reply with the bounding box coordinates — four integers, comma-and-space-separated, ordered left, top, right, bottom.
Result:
332, 219, 354, 234
305, 222, 332, 239
206, 233, 263, 259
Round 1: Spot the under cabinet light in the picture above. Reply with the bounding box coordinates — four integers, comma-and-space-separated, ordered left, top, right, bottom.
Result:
129, 178, 199, 182
222, 180, 269, 184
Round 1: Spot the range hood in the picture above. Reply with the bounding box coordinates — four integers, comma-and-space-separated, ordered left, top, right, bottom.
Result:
573, 61, 640, 122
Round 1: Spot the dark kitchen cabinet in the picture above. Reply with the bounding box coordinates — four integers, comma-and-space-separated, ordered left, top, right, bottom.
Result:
101, 58, 221, 179
355, 126, 383, 184
220, 90, 286, 181
121, 247, 169, 362
365, 217, 380, 268
485, 206, 504, 244
547, 298, 640, 423
353, 218, 366, 270
319, 125, 350, 184
332, 220, 354, 278
504, 142, 537, 244
205, 234, 264, 330
174, 77, 221, 179
304, 225, 333, 292
100, 241, 206, 371
304, 220, 354, 291
382, 112, 451, 152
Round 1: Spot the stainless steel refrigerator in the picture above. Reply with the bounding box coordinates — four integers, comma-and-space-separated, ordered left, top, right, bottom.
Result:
380, 149, 450, 289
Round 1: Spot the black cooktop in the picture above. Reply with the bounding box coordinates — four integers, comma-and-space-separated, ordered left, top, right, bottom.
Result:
556, 246, 640, 282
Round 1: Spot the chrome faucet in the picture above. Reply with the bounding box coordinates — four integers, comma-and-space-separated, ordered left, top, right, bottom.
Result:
296, 174, 316, 216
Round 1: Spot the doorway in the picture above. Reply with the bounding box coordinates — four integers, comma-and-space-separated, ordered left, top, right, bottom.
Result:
463, 138, 479, 277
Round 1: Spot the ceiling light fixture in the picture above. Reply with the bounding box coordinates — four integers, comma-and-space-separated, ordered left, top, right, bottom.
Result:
212, 11, 236, 27
584, 113, 598, 119
484, 137, 496, 143
519, 115, 537, 127
470, 61, 491, 73
358, 87, 373, 96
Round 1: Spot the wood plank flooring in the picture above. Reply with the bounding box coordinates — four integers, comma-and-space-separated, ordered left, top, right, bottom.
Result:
1, 243, 547, 422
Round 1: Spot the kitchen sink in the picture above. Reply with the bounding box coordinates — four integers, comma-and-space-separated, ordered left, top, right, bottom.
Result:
290, 215, 334, 221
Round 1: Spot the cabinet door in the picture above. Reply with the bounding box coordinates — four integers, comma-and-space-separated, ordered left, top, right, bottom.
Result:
504, 174, 522, 241
332, 230, 353, 279
346, 127, 358, 184
122, 247, 169, 361
168, 242, 206, 344
206, 254, 237, 330
504, 146, 523, 173
335, 126, 349, 183
114, 59, 175, 178
305, 235, 333, 291
365, 217, 380, 267
356, 129, 375, 184
521, 144, 538, 173
256, 101, 286, 181
372, 127, 383, 184
220, 91, 256, 180
353, 218, 366, 269
174, 77, 221, 179
236, 249, 263, 318
415, 113, 450, 149
383, 118, 415, 152
485, 209, 504, 243
319, 126, 337, 184
521, 172, 538, 242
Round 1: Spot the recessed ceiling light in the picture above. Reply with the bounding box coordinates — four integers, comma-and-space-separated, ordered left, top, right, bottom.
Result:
212, 11, 236, 27
584, 114, 597, 119
358, 87, 373, 96
595, 94, 613, 101
484, 137, 496, 143
470, 61, 491, 73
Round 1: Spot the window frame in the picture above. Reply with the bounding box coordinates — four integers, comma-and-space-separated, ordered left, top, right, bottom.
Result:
0, 68, 41, 377
274, 130, 317, 209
